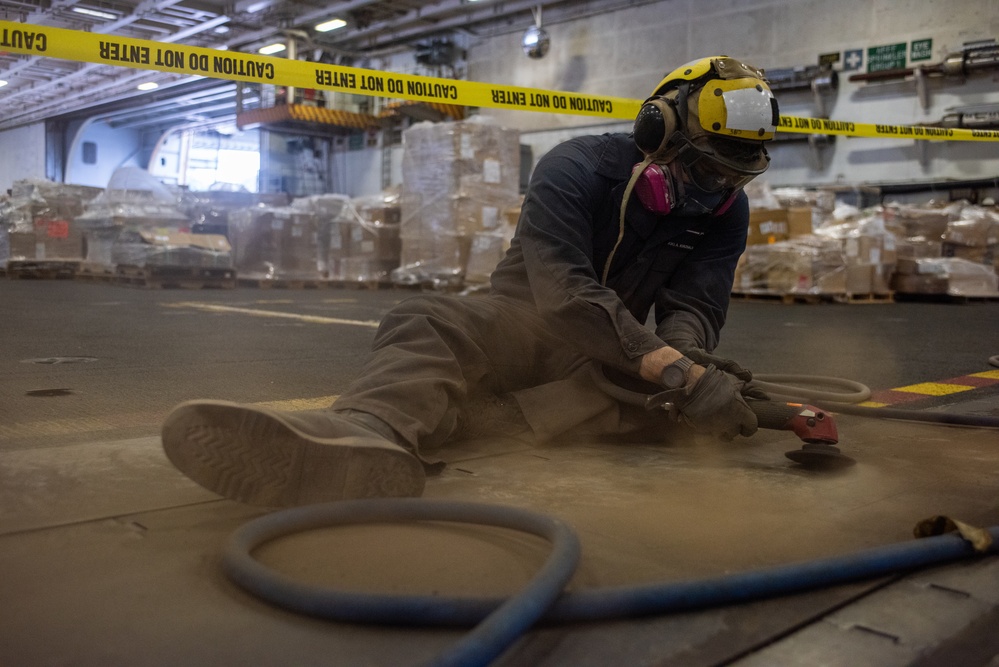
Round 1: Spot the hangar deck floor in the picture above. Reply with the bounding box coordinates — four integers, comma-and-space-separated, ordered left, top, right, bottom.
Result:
2, 280, 998, 667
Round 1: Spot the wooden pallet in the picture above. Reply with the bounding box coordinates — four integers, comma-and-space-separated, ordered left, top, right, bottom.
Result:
894, 291, 999, 304
237, 276, 395, 290
115, 264, 237, 289
731, 290, 894, 305
832, 292, 895, 304
328, 278, 396, 291
237, 277, 332, 290
5, 259, 81, 280
74, 263, 119, 284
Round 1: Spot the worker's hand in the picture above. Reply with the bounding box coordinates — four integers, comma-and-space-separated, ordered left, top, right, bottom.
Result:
673, 365, 758, 440
684, 349, 753, 382
684, 349, 770, 401
741, 382, 771, 401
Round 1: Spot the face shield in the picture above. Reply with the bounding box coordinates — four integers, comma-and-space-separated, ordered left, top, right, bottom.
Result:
675, 76, 777, 192
658, 68, 778, 193
672, 131, 771, 193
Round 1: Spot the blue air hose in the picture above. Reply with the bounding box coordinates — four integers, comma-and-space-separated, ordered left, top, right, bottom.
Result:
224, 365, 999, 665
223, 499, 999, 667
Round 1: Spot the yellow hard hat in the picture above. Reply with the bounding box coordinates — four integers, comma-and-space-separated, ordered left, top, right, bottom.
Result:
634, 56, 778, 191
650, 56, 778, 142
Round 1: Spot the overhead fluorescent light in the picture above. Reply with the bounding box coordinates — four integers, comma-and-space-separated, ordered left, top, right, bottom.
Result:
258, 43, 286, 55
243, 0, 272, 13
137, 82, 159, 91
315, 18, 346, 32
0, 80, 8, 88
71, 6, 118, 20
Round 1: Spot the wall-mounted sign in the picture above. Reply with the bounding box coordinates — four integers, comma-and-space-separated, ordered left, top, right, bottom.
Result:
818, 52, 840, 66
911, 38, 933, 62
843, 49, 864, 71
867, 43, 907, 73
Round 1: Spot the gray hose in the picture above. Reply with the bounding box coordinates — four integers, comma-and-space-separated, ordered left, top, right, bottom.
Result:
750, 374, 871, 404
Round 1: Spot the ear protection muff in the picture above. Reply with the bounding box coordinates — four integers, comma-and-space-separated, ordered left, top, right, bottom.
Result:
633, 96, 679, 157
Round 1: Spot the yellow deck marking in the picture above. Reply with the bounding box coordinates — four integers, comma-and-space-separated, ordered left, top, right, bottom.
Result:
892, 382, 976, 396
164, 302, 380, 328
253, 396, 340, 411
858, 401, 889, 408
969, 370, 999, 380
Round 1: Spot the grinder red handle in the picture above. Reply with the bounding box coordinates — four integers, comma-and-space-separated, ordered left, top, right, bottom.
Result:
750, 401, 839, 445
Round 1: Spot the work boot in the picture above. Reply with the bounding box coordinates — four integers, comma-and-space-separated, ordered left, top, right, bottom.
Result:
161, 400, 425, 507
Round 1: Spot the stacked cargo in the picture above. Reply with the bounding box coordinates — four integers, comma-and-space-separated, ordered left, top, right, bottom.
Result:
886, 201, 999, 297
73, 168, 232, 274
344, 190, 402, 283
734, 235, 848, 296
290, 194, 354, 280
0, 179, 102, 267
227, 206, 320, 280
735, 185, 897, 300
179, 189, 290, 238
396, 117, 522, 288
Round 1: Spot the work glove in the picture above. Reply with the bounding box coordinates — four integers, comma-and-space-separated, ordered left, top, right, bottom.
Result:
684, 348, 770, 401
653, 364, 758, 440
684, 349, 752, 381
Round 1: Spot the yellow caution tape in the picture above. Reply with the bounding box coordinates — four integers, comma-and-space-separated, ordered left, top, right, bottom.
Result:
0, 21, 637, 121
2, 20, 998, 141
776, 115, 999, 142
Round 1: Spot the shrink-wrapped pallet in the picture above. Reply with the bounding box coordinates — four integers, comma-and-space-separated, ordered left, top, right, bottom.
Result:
0, 179, 102, 264
892, 257, 999, 297
395, 117, 521, 287
228, 206, 321, 280
74, 169, 196, 268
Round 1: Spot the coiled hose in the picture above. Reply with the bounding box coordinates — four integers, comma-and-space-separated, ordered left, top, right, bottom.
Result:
224, 362, 999, 667
224, 500, 999, 667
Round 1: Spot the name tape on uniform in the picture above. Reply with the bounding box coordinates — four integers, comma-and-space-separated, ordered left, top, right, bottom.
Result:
2, 20, 997, 142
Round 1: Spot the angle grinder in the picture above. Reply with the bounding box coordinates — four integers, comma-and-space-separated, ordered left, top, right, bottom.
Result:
592, 364, 856, 469
748, 400, 856, 469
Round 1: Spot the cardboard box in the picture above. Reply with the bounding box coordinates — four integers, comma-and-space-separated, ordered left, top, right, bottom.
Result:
228, 208, 322, 279
465, 232, 511, 284
891, 273, 949, 294
941, 243, 996, 266
892, 257, 999, 297
747, 208, 788, 246
110, 229, 231, 268
394, 234, 470, 286
747, 206, 812, 246
814, 265, 847, 294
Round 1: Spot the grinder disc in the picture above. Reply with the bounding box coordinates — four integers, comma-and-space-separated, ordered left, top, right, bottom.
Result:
785, 443, 857, 469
